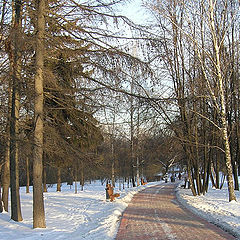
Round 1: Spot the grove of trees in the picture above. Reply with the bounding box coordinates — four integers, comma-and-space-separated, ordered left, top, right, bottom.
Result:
0, 0, 239, 228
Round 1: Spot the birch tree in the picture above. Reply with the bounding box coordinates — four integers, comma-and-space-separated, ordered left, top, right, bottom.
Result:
144, 0, 239, 201
205, 0, 236, 201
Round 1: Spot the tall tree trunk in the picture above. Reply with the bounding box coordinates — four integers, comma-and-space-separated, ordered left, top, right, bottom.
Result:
32, 0, 46, 228
10, 0, 23, 222
74, 160, 78, 194
131, 167, 135, 187
215, 151, 220, 189
130, 75, 136, 188
130, 122, 135, 189
228, 110, 239, 190
2, 130, 10, 211
74, 168, 77, 194
230, 0, 239, 191
57, 167, 61, 192
194, 124, 202, 195
136, 157, 140, 186
237, 124, 240, 176
233, 154, 239, 190
43, 165, 47, 193
10, 55, 23, 222
202, 124, 209, 195
208, 0, 236, 202
111, 113, 115, 188
0, 195, 3, 213
26, 157, 30, 193
111, 157, 115, 188
222, 125, 236, 201
119, 177, 121, 191
136, 108, 140, 187
2, 81, 11, 211
187, 160, 197, 196
0, 175, 3, 213
206, 157, 212, 192
80, 160, 84, 191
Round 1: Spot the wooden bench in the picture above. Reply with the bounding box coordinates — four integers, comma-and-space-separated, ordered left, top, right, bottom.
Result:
106, 184, 120, 202
141, 178, 147, 185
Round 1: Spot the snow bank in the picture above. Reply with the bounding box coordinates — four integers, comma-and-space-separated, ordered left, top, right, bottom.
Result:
176, 182, 240, 239
0, 181, 159, 240
1, 178, 240, 240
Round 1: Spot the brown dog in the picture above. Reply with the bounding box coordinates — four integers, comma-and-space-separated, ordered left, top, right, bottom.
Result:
110, 193, 120, 202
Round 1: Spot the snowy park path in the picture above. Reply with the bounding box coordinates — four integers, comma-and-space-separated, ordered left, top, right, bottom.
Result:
115, 183, 236, 240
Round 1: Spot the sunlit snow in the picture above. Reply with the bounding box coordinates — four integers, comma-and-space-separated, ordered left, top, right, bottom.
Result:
0, 179, 240, 239
176, 180, 240, 239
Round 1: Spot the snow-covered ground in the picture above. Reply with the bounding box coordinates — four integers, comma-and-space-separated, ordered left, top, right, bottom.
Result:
0, 181, 159, 240
176, 181, 240, 239
0, 179, 239, 239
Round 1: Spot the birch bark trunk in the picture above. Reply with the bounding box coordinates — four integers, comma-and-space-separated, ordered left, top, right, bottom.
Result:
209, 0, 236, 201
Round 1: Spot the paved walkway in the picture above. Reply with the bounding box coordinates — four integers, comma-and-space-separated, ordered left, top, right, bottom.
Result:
115, 183, 236, 240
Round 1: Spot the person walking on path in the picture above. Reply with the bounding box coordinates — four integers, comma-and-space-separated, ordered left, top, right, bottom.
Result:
115, 183, 236, 240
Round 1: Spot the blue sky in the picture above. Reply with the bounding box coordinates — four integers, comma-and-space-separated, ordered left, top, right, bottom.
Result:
119, 0, 147, 24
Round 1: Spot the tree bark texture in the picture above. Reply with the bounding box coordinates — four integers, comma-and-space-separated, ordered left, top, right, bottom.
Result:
222, 125, 236, 201
111, 159, 115, 188
0, 166, 4, 213
210, 3, 236, 200
81, 160, 84, 191
10, 58, 23, 222
2, 83, 12, 212
33, 0, 46, 228
26, 157, 30, 193
2, 135, 10, 211
57, 167, 61, 192
10, 0, 23, 221
43, 166, 47, 193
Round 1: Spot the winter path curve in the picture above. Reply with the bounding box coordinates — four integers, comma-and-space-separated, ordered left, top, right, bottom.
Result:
115, 183, 236, 240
